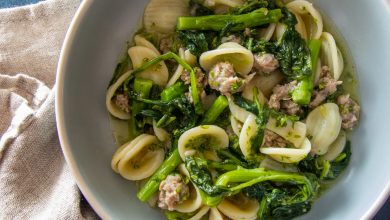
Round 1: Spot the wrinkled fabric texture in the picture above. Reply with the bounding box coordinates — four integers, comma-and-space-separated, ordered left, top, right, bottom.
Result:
0, 0, 99, 219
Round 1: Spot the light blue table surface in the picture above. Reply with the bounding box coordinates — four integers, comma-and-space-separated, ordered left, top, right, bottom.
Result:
0, 0, 42, 8
1, 0, 389, 219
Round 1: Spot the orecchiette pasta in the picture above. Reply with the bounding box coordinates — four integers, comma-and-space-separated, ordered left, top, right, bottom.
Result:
144, 0, 189, 33
227, 95, 252, 123
178, 125, 229, 160
266, 117, 307, 148
184, 49, 198, 66
292, 12, 308, 40
286, 0, 323, 39
320, 32, 344, 80
111, 134, 164, 180
188, 206, 210, 220
217, 194, 259, 220
260, 138, 311, 163
249, 71, 284, 98
239, 114, 259, 158
128, 46, 169, 86
306, 103, 342, 155
321, 130, 347, 161
199, 42, 254, 76
152, 119, 170, 142
242, 78, 268, 105
173, 165, 203, 213
166, 48, 185, 87
134, 35, 160, 55
230, 115, 243, 136
258, 23, 276, 41
209, 207, 224, 220
106, 71, 132, 119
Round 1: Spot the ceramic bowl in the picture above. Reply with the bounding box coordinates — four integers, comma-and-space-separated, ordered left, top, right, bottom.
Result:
56, 0, 390, 219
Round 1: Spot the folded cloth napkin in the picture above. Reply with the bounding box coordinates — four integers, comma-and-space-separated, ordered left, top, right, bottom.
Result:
0, 0, 99, 219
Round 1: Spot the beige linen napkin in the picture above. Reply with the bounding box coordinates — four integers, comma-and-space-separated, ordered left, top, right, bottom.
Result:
0, 0, 98, 219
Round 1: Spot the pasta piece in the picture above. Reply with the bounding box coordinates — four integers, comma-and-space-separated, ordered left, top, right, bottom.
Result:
111, 134, 164, 180
152, 119, 170, 142
209, 207, 224, 220
274, 23, 286, 41
321, 130, 347, 161
178, 125, 229, 160
242, 77, 268, 105
292, 12, 308, 40
230, 115, 243, 136
260, 156, 299, 172
239, 114, 259, 158
306, 103, 342, 155
174, 165, 203, 213
215, 0, 244, 7
217, 194, 259, 220
128, 46, 169, 86
258, 23, 276, 41
260, 138, 311, 163
166, 48, 185, 87
320, 32, 344, 80
249, 71, 284, 98
134, 35, 160, 55
313, 58, 322, 85
286, 0, 323, 39
184, 49, 198, 66
144, 0, 189, 33
266, 117, 307, 148
199, 42, 254, 76
106, 71, 132, 119
227, 95, 252, 123
188, 206, 210, 220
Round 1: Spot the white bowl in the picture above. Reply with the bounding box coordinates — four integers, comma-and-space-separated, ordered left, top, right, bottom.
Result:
56, 0, 390, 219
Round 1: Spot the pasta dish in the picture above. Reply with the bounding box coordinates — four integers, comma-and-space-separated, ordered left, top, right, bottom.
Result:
106, 0, 360, 219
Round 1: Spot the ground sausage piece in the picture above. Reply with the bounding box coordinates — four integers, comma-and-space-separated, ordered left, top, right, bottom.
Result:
158, 175, 190, 211
208, 62, 244, 94
280, 100, 302, 116
114, 93, 130, 113
263, 129, 292, 148
309, 66, 343, 108
244, 28, 252, 37
337, 94, 360, 130
268, 81, 302, 115
253, 53, 279, 74
159, 37, 173, 54
181, 68, 206, 86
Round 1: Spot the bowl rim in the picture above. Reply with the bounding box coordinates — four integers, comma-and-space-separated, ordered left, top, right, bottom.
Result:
55, 1, 390, 219
55, 0, 108, 219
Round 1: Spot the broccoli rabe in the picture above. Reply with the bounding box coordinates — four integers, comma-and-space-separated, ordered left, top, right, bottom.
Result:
298, 141, 352, 180
177, 8, 282, 31
274, 10, 322, 105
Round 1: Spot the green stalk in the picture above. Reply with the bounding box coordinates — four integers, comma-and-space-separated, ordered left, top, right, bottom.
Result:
257, 196, 268, 219
161, 82, 187, 102
177, 8, 282, 31
125, 52, 203, 115
132, 77, 153, 115
291, 39, 322, 105
215, 168, 317, 198
199, 190, 224, 207
308, 39, 322, 78
201, 95, 228, 124
129, 77, 153, 137
137, 148, 182, 202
